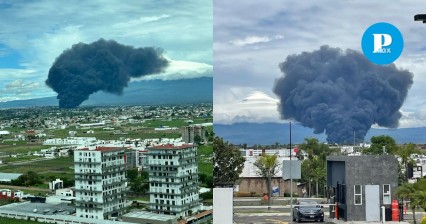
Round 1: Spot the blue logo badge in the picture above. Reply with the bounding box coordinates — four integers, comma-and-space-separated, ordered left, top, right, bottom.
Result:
361, 22, 404, 65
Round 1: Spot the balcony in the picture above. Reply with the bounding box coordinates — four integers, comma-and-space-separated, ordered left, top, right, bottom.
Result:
75, 199, 103, 205
75, 204, 103, 210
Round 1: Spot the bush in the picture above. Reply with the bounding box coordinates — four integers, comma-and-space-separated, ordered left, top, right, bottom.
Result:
283, 193, 298, 197
200, 191, 213, 200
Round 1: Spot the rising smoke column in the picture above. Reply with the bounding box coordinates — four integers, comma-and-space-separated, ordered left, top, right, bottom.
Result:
46, 39, 169, 108
273, 45, 413, 144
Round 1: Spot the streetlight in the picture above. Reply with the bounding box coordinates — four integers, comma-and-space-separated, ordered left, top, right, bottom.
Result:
414, 14, 426, 23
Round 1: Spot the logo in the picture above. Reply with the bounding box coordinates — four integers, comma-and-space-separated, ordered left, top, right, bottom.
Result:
361, 22, 403, 64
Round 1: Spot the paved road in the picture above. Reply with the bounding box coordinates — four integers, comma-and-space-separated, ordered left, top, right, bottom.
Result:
234, 212, 423, 224
234, 212, 327, 224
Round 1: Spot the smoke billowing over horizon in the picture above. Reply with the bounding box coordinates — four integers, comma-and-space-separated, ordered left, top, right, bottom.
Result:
46, 39, 168, 108
273, 45, 413, 144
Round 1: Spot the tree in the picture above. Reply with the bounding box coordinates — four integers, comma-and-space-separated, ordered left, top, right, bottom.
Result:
397, 144, 419, 182
213, 137, 245, 187
364, 135, 398, 155
127, 168, 139, 181
194, 134, 202, 145
413, 190, 426, 211
11, 171, 42, 187
299, 138, 329, 197
253, 154, 279, 208
396, 183, 418, 224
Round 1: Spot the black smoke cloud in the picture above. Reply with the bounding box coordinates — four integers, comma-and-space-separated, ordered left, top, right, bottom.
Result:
273, 46, 413, 144
46, 39, 168, 108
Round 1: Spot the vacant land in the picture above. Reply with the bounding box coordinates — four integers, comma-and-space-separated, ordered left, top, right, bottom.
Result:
0, 157, 73, 174
198, 144, 213, 176
0, 217, 42, 223
0, 143, 48, 155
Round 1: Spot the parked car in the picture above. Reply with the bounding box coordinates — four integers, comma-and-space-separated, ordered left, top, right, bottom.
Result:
292, 200, 324, 222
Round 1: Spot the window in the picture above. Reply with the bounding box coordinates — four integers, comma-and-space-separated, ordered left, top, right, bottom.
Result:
354, 185, 362, 205
383, 184, 391, 204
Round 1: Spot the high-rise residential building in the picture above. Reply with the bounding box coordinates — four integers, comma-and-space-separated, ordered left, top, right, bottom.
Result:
147, 143, 200, 217
74, 146, 127, 220
181, 125, 206, 144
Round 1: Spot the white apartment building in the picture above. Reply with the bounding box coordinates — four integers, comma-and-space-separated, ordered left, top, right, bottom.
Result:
147, 143, 200, 217
44, 137, 97, 146
240, 148, 300, 178
74, 146, 127, 220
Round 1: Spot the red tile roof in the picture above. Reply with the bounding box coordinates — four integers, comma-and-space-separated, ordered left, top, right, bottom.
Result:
149, 144, 194, 150
95, 146, 124, 152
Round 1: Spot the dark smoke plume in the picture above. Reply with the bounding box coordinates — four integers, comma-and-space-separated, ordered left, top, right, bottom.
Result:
273, 45, 413, 144
46, 39, 168, 108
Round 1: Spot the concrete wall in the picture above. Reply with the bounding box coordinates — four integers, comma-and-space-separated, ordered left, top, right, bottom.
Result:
237, 178, 301, 196
213, 188, 233, 224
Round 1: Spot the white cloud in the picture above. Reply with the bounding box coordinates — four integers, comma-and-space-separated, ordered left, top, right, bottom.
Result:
5, 80, 39, 89
230, 36, 271, 46
135, 59, 212, 81
214, 90, 282, 124
112, 14, 171, 29
229, 34, 284, 46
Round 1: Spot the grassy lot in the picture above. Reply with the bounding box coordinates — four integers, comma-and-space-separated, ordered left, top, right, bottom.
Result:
39, 171, 74, 182
0, 157, 73, 174
0, 143, 48, 154
2, 155, 39, 163
48, 126, 184, 140
142, 117, 212, 128
0, 217, 43, 223
198, 144, 213, 176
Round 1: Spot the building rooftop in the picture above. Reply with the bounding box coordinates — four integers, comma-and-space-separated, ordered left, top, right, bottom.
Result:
123, 211, 176, 221
77, 146, 124, 152
0, 173, 22, 181
148, 143, 195, 150
0, 202, 137, 224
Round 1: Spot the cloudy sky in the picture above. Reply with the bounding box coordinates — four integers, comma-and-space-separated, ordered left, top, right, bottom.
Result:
0, 0, 212, 102
214, 0, 426, 128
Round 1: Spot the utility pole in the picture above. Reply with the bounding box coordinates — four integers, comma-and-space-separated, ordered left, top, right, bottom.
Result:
268, 169, 271, 210
290, 121, 293, 223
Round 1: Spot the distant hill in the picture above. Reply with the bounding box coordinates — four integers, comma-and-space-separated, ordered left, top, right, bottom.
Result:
214, 122, 426, 145
0, 77, 212, 108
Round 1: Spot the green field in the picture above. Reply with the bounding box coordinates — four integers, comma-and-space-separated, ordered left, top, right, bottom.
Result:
142, 117, 212, 128
2, 155, 39, 163
0, 217, 42, 223
0, 157, 73, 174
198, 144, 213, 176
0, 143, 48, 154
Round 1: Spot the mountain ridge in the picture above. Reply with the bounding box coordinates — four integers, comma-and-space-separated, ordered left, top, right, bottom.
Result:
214, 122, 426, 145
0, 77, 212, 108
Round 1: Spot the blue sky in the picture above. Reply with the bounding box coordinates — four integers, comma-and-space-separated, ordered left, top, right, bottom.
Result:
0, 0, 212, 102
213, 0, 426, 128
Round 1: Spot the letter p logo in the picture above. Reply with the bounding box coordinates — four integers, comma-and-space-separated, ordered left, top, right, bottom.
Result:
362, 22, 403, 64
372, 34, 392, 53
